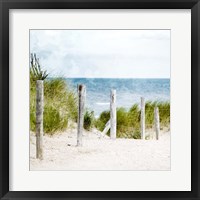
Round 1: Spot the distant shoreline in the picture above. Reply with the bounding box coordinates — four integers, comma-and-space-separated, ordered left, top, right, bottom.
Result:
47, 77, 170, 80
65, 78, 170, 116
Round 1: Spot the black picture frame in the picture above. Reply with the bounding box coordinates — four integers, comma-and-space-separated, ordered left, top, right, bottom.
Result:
0, 0, 199, 199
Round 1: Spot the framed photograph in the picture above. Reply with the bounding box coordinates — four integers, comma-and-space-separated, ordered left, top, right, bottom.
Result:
1, 0, 200, 199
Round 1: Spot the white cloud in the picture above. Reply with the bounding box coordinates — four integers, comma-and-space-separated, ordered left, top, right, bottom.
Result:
30, 30, 170, 78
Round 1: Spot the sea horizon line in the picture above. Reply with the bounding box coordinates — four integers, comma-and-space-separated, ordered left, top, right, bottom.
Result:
47, 77, 170, 79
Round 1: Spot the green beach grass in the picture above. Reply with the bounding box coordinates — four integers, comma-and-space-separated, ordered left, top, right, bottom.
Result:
94, 101, 170, 139
30, 77, 170, 137
30, 54, 78, 135
31, 79, 170, 137
30, 78, 78, 135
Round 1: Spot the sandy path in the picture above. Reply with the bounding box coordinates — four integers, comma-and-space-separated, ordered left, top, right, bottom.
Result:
30, 129, 170, 171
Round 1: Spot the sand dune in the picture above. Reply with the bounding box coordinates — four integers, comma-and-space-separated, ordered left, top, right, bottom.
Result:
30, 128, 170, 171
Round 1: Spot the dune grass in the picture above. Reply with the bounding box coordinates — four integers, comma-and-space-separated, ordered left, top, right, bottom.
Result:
95, 101, 170, 139
30, 78, 78, 135
30, 53, 78, 134
30, 75, 169, 137
84, 110, 95, 131
30, 54, 78, 135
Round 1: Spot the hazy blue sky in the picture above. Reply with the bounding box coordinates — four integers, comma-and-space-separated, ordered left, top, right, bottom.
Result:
30, 30, 170, 78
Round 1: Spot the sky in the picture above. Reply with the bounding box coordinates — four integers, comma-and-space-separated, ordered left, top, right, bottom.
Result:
30, 30, 170, 78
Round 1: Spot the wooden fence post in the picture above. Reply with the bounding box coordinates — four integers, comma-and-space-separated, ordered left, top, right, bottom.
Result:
154, 106, 160, 140
110, 89, 116, 139
141, 97, 145, 140
77, 84, 86, 146
102, 120, 111, 137
36, 80, 44, 159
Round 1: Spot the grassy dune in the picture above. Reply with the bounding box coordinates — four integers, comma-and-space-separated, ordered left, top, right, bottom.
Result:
30, 78, 78, 134
94, 101, 170, 139
30, 77, 170, 137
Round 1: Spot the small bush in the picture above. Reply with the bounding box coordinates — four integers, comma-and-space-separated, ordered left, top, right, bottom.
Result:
84, 110, 95, 131
30, 53, 48, 81
94, 111, 110, 132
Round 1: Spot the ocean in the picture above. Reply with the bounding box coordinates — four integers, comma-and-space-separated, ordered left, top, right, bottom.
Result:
66, 78, 170, 117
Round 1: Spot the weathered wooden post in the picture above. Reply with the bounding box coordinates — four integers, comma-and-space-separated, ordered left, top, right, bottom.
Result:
102, 120, 111, 137
77, 84, 86, 146
110, 89, 116, 139
140, 97, 145, 140
36, 80, 44, 159
154, 106, 160, 140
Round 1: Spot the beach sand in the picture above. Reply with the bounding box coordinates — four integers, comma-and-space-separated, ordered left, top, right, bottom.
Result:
30, 128, 170, 171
